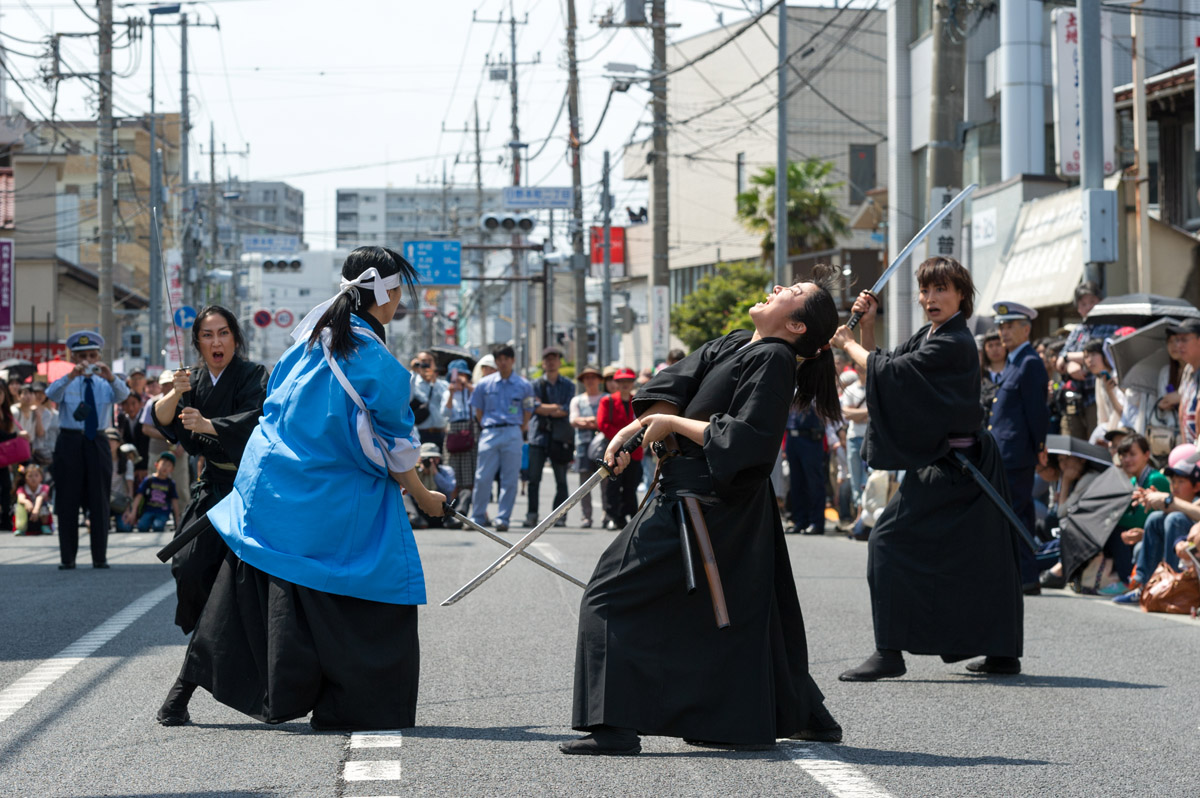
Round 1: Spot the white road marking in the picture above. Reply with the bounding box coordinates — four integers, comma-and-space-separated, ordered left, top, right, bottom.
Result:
0, 580, 175, 725
784, 743, 893, 798
343, 761, 403, 781
530, 541, 564, 564
350, 731, 405, 748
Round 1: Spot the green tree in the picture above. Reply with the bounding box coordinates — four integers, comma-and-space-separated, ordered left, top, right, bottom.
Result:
670, 261, 771, 350
736, 158, 849, 264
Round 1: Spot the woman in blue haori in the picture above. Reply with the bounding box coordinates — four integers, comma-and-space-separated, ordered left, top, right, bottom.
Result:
157, 246, 446, 731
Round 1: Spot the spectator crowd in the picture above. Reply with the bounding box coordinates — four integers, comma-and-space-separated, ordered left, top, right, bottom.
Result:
14, 281, 1200, 618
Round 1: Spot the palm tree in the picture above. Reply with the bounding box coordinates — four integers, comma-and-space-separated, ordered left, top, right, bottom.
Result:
736, 158, 850, 264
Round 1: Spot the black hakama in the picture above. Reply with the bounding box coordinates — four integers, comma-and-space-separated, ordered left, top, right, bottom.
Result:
181, 549, 420, 730
572, 330, 837, 744
862, 315, 1023, 658
155, 355, 268, 634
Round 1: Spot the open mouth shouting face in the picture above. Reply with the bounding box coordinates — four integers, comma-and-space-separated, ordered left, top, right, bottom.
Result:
195, 311, 235, 373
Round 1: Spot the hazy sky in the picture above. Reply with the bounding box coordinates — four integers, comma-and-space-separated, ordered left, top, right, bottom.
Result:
0, 0, 838, 250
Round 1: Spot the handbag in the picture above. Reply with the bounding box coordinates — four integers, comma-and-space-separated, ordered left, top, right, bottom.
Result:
1139, 561, 1200, 614
446, 427, 475, 454
0, 428, 31, 467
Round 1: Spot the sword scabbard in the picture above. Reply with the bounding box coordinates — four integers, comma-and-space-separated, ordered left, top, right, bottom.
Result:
682, 496, 731, 629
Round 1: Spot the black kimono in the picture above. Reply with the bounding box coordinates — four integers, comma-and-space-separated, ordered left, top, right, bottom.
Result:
862, 314, 1023, 658
154, 355, 269, 634
572, 330, 837, 745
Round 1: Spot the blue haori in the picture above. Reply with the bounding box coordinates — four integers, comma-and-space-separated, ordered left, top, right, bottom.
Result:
207, 316, 426, 605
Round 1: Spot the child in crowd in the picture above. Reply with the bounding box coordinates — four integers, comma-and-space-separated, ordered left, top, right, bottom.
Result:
126, 452, 180, 532
13, 464, 53, 536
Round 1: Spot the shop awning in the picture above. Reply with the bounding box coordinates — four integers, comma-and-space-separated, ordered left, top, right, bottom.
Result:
977, 188, 1083, 311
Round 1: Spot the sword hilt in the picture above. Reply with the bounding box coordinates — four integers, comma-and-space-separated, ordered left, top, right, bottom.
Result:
593, 428, 646, 480
845, 291, 878, 332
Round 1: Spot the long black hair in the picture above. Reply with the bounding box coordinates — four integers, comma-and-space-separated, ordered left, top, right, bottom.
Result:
308, 246, 419, 360
788, 265, 842, 424
191, 305, 246, 359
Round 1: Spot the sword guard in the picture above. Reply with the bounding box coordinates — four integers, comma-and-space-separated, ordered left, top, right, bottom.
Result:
596, 428, 647, 480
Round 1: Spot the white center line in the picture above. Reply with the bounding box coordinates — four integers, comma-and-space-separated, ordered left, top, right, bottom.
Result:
530, 541, 564, 564
0, 580, 175, 725
343, 761, 403, 781
784, 742, 893, 798
350, 731, 405, 748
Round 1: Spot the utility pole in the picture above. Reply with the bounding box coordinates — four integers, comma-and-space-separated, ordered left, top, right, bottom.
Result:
601, 151, 613, 368
774, 1, 788, 287
566, 0, 587, 372
1077, 0, 1114, 289
650, 0, 670, 364
208, 122, 218, 305
98, 0, 115, 362
443, 103, 489, 351
1130, 2, 1150, 293
925, 0, 964, 226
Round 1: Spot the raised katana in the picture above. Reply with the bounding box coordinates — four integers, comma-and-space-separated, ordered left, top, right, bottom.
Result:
440, 429, 646, 606
443, 502, 586, 589
847, 183, 979, 330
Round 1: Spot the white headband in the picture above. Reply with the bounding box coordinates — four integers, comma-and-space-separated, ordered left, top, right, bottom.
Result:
292, 267, 404, 342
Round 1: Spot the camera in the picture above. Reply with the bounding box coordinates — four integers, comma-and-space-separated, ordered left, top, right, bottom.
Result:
421, 457, 436, 467
81, 363, 98, 375
72, 403, 92, 422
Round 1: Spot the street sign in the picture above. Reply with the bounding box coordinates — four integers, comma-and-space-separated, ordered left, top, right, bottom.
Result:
502, 186, 573, 210
253, 309, 272, 328
274, 308, 295, 328
173, 305, 197, 329
242, 234, 301, 253
402, 241, 462, 287
0, 240, 13, 349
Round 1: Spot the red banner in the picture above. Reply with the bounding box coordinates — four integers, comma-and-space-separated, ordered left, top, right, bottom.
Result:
589, 226, 626, 278
0, 343, 69, 362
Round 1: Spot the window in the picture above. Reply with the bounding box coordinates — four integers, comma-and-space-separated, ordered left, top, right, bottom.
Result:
913, 0, 932, 40
299, 288, 311, 297
736, 152, 747, 198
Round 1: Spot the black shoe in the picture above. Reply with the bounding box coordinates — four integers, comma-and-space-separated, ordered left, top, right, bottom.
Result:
1039, 571, 1066, 589
684, 739, 776, 751
1022, 582, 1041, 596
789, 724, 843, 743
523, 515, 538, 528
157, 678, 195, 726
838, 650, 906, 682
965, 656, 1021, 675
58, 563, 76, 570
558, 725, 640, 756
93, 563, 111, 569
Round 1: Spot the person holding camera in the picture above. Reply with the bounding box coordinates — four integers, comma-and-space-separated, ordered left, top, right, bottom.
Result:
443, 358, 477, 514
411, 442, 457, 528
45, 331, 130, 570
410, 350, 450, 450
1082, 338, 1124, 440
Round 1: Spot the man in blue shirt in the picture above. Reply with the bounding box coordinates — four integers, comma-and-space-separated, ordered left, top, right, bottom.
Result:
470, 344, 533, 531
987, 301, 1050, 594
46, 331, 131, 569
409, 350, 451, 450
525, 345, 576, 527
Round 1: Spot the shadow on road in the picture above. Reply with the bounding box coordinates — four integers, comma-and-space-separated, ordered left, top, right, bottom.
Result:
895, 674, 1164, 690
404, 724, 574, 742
833, 745, 1053, 768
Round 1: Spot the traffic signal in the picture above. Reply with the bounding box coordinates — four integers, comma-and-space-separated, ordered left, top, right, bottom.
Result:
614, 305, 636, 334
128, 332, 143, 358
263, 258, 302, 272
479, 214, 535, 233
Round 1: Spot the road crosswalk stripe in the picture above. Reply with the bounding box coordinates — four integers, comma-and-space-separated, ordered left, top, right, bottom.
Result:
343, 760, 403, 781
785, 742, 893, 798
0, 581, 175, 725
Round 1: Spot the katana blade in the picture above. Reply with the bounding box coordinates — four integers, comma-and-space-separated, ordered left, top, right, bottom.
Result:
847, 183, 978, 330
446, 505, 586, 589
951, 450, 1038, 554
440, 430, 645, 606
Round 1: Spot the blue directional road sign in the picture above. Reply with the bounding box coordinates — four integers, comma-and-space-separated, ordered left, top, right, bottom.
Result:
502, 186, 573, 210
402, 241, 462, 287
173, 305, 198, 329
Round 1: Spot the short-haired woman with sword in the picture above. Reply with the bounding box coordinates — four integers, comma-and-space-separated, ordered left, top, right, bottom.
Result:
830, 256, 1023, 681
560, 269, 845, 756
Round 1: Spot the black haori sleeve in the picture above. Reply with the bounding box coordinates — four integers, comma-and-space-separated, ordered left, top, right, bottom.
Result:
702, 342, 794, 504
861, 320, 983, 471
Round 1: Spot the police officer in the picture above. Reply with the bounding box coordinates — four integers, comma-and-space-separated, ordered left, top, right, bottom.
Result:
46, 331, 130, 569
987, 302, 1050, 593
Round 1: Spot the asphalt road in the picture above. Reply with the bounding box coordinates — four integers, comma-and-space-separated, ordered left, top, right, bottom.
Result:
1, 473, 1198, 798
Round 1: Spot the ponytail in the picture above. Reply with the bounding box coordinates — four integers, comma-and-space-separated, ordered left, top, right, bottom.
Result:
308, 291, 362, 361
788, 265, 843, 425
794, 347, 841, 423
